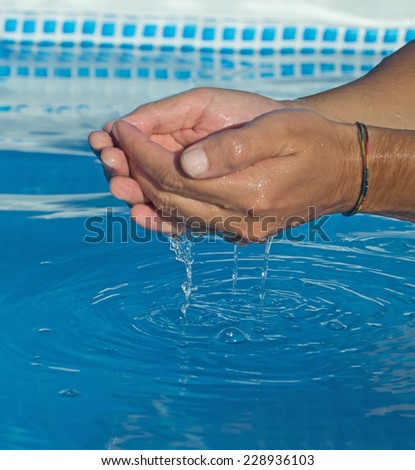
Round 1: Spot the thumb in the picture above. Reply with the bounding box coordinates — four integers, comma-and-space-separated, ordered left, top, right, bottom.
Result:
180, 110, 294, 179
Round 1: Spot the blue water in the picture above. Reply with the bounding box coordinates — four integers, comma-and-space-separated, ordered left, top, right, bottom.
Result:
1, 47, 415, 450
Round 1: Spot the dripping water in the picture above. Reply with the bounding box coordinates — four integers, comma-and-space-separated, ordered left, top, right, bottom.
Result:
169, 234, 195, 315
259, 236, 274, 303
232, 243, 239, 296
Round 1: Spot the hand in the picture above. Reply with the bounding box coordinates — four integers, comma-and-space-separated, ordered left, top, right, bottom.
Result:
88, 87, 292, 205
110, 109, 361, 242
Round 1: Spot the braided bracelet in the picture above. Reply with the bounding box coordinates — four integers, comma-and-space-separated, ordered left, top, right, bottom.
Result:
343, 122, 369, 217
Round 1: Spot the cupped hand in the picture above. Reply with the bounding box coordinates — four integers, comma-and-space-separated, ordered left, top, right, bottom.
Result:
88, 87, 292, 205
110, 109, 361, 242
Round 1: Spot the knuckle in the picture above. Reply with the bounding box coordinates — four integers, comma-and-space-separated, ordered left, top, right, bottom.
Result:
219, 131, 251, 170
158, 168, 183, 193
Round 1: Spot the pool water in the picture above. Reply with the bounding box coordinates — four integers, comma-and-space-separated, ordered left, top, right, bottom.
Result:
1, 40, 415, 450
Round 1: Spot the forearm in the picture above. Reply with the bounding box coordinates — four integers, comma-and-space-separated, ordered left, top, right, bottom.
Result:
360, 126, 415, 221
290, 41, 415, 129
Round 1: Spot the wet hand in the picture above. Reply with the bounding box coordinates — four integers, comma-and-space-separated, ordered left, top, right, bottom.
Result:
88, 87, 290, 205
110, 109, 360, 242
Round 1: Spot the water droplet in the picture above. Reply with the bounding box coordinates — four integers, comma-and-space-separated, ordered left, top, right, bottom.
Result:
217, 327, 247, 344
177, 341, 189, 349
59, 389, 79, 398
253, 326, 264, 334
37, 328, 52, 333
323, 320, 347, 331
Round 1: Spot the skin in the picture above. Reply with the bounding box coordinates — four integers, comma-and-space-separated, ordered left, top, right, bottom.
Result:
88, 42, 415, 241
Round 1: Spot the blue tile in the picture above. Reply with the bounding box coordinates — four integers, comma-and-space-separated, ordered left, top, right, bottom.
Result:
175, 70, 191, 80
300, 47, 315, 54
78, 67, 90, 77
281, 64, 294, 76
260, 48, 274, 56
364, 29, 377, 43
38, 40, 55, 47
301, 63, 314, 75
80, 41, 94, 48
342, 49, 356, 55
280, 47, 294, 55
96, 69, 108, 77
43, 20, 56, 33
55, 68, 71, 77
202, 27, 215, 41
321, 48, 335, 54
35, 68, 48, 77
220, 47, 234, 54
23, 20, 36, 34
123, 24, 136, 37
283, 27, 296, 40
303, 28, 316, 40
181, 45, 195, 53
321, 63, 335, 72
345, 29, 357, 42
137, 68, 149, 78
405, 29, 415, 42
140, 44, 154, 51
384, 29, 398, 43
163, 25, 176, 38
82, 21, 95, 34
341, 64, 355, 72
160, 45, 175, 52
0, 66, 11, 77
61, 41, 75, 48
115, 69, 131, 78
241, 48, 254, 55
223, 28, 235, 40
361, 64, 373, 72
102, 23, 115, 36
63, 21, 76, 34
120, 43, 134, 50
0, 106, 12, 111
18, 67, 29, 76
242, 28, 255, 41
323, 28, 337, 41
262, 28, 275, 41
143, 24, 157, 37
183, 25, 196, 38
5, 19, 17, 32
155, 69, 168, 79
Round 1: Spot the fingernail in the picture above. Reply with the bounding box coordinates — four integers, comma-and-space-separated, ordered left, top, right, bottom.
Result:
181, 148, 209, 177
104, 119, 116, 131
111, 122, 120, 141
101, 153, 116, 169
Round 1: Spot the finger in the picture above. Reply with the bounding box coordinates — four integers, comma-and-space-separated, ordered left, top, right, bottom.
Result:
179, 109, 300, 179
104, 89, 208, 136
100, 146, 130, 177
110, 176, 148, 205
110, 120, 231, 206
88, 130, 113, 157
130, 204, 182, 235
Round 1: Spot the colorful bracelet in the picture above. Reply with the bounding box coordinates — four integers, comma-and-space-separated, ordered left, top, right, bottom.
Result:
343, 122, 369, 217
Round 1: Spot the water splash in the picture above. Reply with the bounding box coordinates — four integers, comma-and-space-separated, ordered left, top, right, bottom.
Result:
259, 236, 274, 303
169, 234, 195, 315
232, 244, 239, 296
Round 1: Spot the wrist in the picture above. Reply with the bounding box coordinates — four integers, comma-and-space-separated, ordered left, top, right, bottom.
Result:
360, 127, 413, 219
